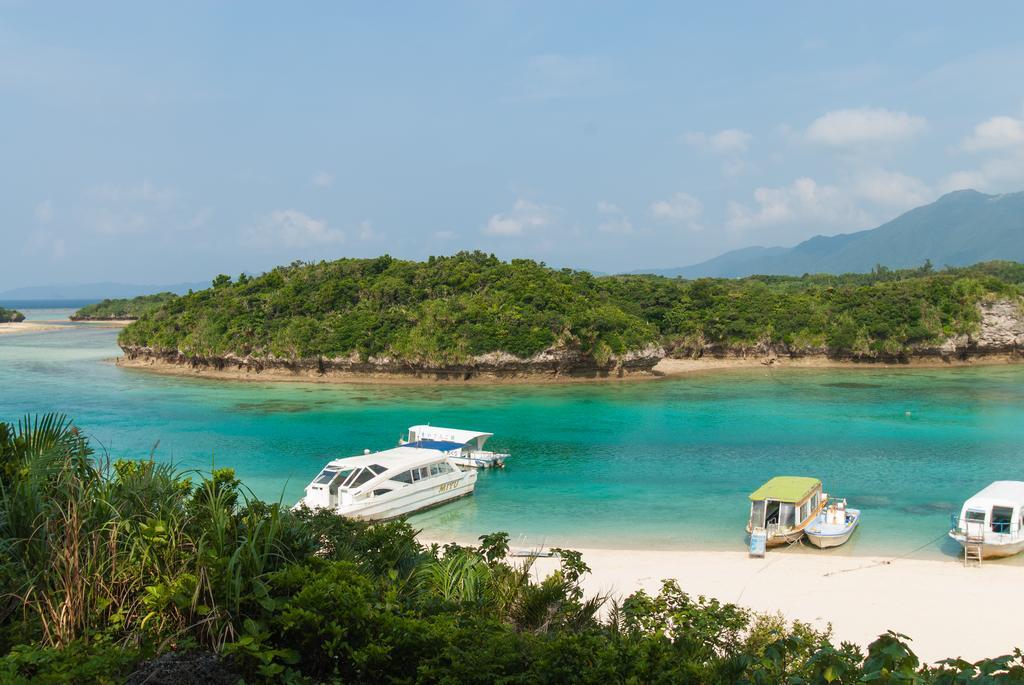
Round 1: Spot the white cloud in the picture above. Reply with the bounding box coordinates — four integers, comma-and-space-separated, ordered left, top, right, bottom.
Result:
514, 53, 616, 101
250, 209, 344, 247
806, 108, 927, 146
92, 208, 148, 235
942, 111, 1024, 192
727, 177, 873, 232
596, 201, 634, 234
357, 220, 379, 241
311, 171, 334, 188
189, 207, 213, 228
25, 229, 67, 260
938, 154, 1024, 194
682, 128, 752, 154
961, 114, 1024, 151
483, 199, 555, 236
938, 170, 990, 194
82, 180, 180, 235
34, 200, 53, 223
853, 170, 933, 209
434, 229, 456, 240
650, 192, 703, 230
88, 180, 178, 208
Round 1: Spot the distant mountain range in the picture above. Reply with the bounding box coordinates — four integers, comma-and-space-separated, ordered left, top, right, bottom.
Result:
639, 189, 1024, 278
0, 281, 207, 301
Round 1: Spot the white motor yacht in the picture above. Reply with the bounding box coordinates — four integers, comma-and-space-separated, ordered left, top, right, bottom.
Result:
297, 445, 477, 520
949, 481, 1024, 559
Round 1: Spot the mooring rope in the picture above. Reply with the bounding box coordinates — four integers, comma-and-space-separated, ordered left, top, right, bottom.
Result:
822, 531, 950, 577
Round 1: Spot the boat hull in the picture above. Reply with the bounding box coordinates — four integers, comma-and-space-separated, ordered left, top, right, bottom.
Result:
300, 472, 477, 521
948, 532, 1024, 559
806, 530, 853, 548
452, 453, 507, 469
806, 509, 860, 549
765, 529, 806, 547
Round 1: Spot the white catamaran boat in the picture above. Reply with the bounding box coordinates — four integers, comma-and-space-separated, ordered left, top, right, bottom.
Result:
296, 445, 477, 520
949, 481, 1024, 559
403, 425, 510, 469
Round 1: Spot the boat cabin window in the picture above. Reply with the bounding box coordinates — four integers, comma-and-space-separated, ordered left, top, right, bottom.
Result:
750, 500, 766, 528
780, 503, 796, 527
799, 501, 810, 523
391, 470, 414, 484
372, 488, 392, 497
810, 492, 819, 511
965, 509, 986, 524
992, 506, 1014, 533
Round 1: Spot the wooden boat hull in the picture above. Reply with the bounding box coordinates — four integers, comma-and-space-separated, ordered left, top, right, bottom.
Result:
765, 529, 806, 547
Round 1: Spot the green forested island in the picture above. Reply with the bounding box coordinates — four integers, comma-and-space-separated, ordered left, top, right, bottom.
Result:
118, 253, 1024, 379
0, 412, 1019, 683
0, 307, 25, 323
71, 292, 178, 321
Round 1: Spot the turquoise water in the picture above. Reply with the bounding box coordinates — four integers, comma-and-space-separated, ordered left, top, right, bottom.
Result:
3, 310, 1024, 559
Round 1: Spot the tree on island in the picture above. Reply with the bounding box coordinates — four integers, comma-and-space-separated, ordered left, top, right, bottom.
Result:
0, 307, 25, 323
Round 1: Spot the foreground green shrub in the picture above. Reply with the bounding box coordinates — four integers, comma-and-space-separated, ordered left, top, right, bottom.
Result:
3, 413, 1024, 683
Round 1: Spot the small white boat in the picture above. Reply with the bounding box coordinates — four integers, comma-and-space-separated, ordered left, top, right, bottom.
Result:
949, 481, 1024, 560
805, 500, 860, 549
296, 445, 477, 520
747, 476, 827, 548
403, 425, 510, 469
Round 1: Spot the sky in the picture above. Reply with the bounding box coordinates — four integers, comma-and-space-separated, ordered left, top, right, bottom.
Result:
3, 1, 1024, 290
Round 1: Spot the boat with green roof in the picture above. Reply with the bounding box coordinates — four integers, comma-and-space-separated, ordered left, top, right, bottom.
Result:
747, 476, 827, 548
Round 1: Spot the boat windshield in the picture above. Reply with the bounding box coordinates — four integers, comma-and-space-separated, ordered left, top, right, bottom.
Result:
313, 467, 352, 486
340, 464, 386, 490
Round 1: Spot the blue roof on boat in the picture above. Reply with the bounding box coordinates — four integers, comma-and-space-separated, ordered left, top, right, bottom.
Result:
402, 439, 465, 452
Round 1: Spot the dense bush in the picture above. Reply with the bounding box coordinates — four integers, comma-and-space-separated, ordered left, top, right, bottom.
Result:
2, 413, 1023, 682
0, 307, 25, 323
119, 253, 658, 364
71, 293, 178, 321
605, 261, 1024, 358
119, 256, 1024, 365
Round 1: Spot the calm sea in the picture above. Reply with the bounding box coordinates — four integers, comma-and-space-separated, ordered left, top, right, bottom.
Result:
3, 308, 1024, 559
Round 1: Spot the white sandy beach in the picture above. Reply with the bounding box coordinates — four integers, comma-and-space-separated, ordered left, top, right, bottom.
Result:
0, 321, 64, 336
0, 319, 132, 336
424, 537, 1020, 664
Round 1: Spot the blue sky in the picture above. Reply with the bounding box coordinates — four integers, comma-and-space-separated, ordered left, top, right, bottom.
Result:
3, 1, 1024, 289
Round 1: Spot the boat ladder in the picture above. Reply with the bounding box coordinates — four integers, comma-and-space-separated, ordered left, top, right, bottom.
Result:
963, 531, 984, 567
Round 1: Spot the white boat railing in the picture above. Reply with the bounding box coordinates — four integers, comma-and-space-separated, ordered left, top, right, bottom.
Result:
950, 514, 1023, 538
468, 449, 510, 459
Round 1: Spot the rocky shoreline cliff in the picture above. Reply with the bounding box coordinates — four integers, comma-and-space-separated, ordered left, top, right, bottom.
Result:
118, 342, 667, 381
117, 299, 1024, 381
